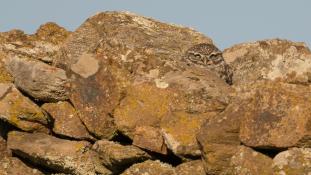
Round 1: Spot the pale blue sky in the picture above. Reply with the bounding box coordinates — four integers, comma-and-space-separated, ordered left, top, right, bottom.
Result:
1, 0, 310, 49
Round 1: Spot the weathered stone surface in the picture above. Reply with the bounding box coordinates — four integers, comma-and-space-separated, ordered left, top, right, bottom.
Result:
115, 69, 232, 157
175, 160, 205, 175
229, 146, 273, 175
92, 140, 151, 173
223, 39, 311, 85
0, 156, 43, 175
1, 136, 43, 175
121, 160, 176, 175
53, 11, 227, 140
161, 111, 207, 157
238, 81, 311, 149
133, 126, 167, 154
5, 57, 68, 102
35, 22, 70, 45
7, 131, 112, 175
0, 137, 9, 156
273, 148, 311, 175
197, 102, 242, 175
0, 83, 49, 132
0, 23, 70, 64
42, 101, 93, 140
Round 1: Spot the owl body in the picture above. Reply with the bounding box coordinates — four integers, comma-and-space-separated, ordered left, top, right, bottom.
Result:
184, 43, 233, 84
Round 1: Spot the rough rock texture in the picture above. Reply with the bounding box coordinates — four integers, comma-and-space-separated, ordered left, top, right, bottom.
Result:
197, 101, 242, 175
0, 137, 9, 156
0, 22, 70, 63
273, 148, 311, 175
5, 57, 68, 102
175, 160, 205, 175
35, 22, 70, 45
42, 101, 93, 140
1, 135, 43, 175
229, 146, 273, 175
223, 39, 311, 85
238, 81, 311, 149
133, 126, 167, 154
0, 11, 311, 175
53, 11, 232, 143
120, 160, 176, 175
7, 131, 112, 175
0, 156, 43, 175
92, 140, 151, 173
0, 83, 49, 132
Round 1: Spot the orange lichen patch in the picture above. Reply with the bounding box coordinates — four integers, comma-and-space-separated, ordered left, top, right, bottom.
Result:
0, 86, 48, 132
161, 111, 207, 146
0, 52, 13, 83
34, 22, 70, 44
114, 83, 179, 138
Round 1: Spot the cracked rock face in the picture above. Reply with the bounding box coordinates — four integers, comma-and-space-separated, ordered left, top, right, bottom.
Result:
0, 11, 311, 175
42, 101, 93, 140
92, 140, 151, 173
120, 160, 176, 175
0, 83, 49, 132
54, 11, 232, 143
7, 131, 112, 175
273, 148, 311, 175
5, 57, 68, 102
223, 39, 311, 85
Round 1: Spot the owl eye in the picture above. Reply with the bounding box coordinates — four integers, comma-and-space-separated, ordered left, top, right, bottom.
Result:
194, 53, 201, 58
209, 54, 218, 60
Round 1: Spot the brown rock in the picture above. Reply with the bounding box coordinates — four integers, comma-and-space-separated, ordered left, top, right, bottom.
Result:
35, 22, 71, 45
0, 52, 13, 83
0, 156, 43, 175
5, 57, 68, 102
7, 131, 111, 175
273, 148, 311, 175
239, 81, 311, 149
115, 69, 232, 157
175, 160, 205, 175
0, 83, 49, 132
197, 102, 242, 174
42, 101, 93, 140
0, 25, 69, 64
92, 140, 151, 173
0, 137, 9, 156
229, 146, 273, 175
133, 126, 167, 154
54, 11, 218, 139
121, 160, 176, 175
161, 111, 206, 157
223, 39, 311, 85
114, 83, 178, 138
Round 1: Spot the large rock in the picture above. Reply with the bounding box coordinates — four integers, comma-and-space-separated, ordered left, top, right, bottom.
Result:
121, 160, 176, 175
5, 57, 68, 102
42, 101, 93, 140
133, 126, 167, 154
228, 146, 273, 175
0, 156, 43, 175
273, 148, 311, 175
198, 80, 311, 174
223, 39, 311, 85
197, 102, 242, 175
7, 131, 112, 175
0, 23, 70, 63
35, 22, 70, 45
0, 137, 9, 156
53, 11, 231, 142
92, 140, 151, 173
0, 83, 49, 132
238, 81, 311, 149
175, 160, 205, 175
